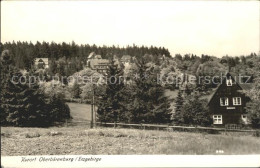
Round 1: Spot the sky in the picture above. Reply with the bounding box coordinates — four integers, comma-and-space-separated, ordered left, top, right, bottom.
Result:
1, 1, 259, 57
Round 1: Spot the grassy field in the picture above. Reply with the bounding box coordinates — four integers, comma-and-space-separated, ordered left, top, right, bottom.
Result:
67, 102, 99, 122
2, 102, 259, 156
1, 126, 260, 155
67, 103, 92, 121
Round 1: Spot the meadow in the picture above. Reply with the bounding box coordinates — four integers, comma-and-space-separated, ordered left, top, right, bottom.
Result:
1, 126, 260, 155
2, 102, 260, 156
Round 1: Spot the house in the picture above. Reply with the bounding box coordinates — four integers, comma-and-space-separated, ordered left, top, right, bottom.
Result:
87, 53, 110, 74
88, 59, 110, 74
34, 58, 49, 69
208, 72, 252, 127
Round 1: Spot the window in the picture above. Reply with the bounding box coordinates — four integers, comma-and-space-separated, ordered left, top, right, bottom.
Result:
213, 115, 223, 124
220, 97, 229, 106
226, 78, 232, 86
233, 97, 242, 105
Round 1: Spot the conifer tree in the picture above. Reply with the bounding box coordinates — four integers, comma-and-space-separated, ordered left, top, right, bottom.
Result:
0, 50, 71, 127
172, 90, 184, 124
180, 93, 211, 126
150, 84, 172, 123
128, 57, 171, 123
97, 59, 125, 123
128, 58, 151, 123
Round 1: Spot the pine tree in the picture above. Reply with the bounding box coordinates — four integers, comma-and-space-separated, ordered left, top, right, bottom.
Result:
181, 94, 211, 126
128, 58, 151, 123
172, 90, 184, 125
128, 57, 171, 123
150, 84, 172, 123
0, 53, 48, 126
0, 50, 71, 127
97, 59, 125, 123
0, 50, 16, 125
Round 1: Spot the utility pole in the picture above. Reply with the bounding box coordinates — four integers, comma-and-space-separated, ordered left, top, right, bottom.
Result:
90, 84, 95, 129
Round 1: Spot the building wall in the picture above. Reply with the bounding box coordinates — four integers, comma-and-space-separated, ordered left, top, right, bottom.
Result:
208, 74, 248, 126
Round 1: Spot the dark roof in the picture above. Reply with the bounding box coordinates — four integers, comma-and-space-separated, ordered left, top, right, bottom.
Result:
201, 89, 217, 102
207, 72, 253, 105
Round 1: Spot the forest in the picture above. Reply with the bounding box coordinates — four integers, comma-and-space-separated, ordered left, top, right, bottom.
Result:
1, 41, 260, 128
0, 41, 170, 75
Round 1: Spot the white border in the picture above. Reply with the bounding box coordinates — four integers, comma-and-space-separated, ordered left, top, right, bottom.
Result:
2, 155, 260, 168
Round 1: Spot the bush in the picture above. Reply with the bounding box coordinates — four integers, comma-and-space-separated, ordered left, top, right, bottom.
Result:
172, 93, 211, 126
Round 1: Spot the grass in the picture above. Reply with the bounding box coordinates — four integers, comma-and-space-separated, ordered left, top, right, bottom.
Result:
67, 102, 91, 121
67, 102, 97, 122
1, 126, 260, 156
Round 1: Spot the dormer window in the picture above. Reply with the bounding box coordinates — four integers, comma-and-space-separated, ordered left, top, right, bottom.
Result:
220, 97, 229, 106
226, 78, 232, 86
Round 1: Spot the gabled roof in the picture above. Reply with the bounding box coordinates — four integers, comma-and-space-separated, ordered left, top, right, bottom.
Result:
35, 58, 48, 64
207, 72, 252, 105
88, 52, 95, 59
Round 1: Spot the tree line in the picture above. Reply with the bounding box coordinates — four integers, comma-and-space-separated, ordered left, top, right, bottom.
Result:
96, 57, 211, 126
0, 41, 171, 70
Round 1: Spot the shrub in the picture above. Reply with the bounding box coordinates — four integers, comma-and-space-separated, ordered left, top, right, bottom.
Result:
173, 93, 211, 126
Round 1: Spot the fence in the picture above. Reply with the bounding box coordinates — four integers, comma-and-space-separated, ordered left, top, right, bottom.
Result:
64, 120, 256, 133
96, 122, 257, 133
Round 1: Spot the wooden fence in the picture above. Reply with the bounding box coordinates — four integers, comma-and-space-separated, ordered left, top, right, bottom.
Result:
96, 122, 257, 133
64, 120, 256, 133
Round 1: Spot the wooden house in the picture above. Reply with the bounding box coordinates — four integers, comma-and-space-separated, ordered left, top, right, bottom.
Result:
208, 72, 252, 127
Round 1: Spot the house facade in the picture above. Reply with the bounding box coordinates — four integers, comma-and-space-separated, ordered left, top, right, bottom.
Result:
208, 72, 251, 127
34, 58, 49, 69
87, 59, 110, 74
87, 52, 110, 74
